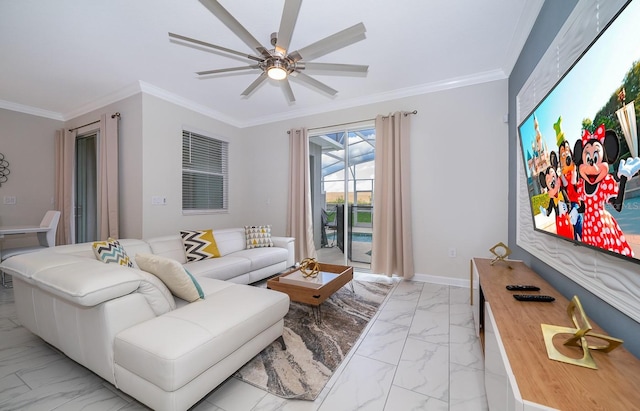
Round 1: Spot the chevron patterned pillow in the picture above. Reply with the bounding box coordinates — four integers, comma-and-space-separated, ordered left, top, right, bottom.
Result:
180, 229, 221, 262
245, 225, 274, 249
92, 238, 133, 267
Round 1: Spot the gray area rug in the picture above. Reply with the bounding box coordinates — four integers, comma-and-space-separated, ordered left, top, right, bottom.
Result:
234, 278, 394, 400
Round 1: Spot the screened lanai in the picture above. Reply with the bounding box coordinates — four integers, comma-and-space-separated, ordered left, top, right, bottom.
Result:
309, 126, 375, 270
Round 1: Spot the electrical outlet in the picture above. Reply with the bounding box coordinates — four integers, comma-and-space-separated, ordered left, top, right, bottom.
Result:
448, 248, 457, 258
3, 196, 16, 205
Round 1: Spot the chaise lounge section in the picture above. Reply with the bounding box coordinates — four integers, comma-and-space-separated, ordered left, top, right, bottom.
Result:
0, 228, 294, 411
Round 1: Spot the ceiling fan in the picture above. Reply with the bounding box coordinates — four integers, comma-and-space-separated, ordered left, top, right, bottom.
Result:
169, 0, 368, 102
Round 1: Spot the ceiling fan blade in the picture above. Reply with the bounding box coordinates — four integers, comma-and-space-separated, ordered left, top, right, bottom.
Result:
241, 73, 268, 96
197, 65, 260, 75
302, 62, 368, 73
169, 32, 263, 62
198, 0, 270, 58
290, 71, 337, 96
290, 23, 366, 62
281, 78, 296, 103
275, 0, 302, 55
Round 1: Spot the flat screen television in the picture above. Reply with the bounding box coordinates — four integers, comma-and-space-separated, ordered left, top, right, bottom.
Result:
518, 0, 640, 264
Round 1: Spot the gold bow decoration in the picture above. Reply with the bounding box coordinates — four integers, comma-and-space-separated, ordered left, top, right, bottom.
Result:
541, 295, 623, 369
299, 258, 320, 278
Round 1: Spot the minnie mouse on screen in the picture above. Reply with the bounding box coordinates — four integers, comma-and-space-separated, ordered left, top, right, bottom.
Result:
573, 124, 640, 257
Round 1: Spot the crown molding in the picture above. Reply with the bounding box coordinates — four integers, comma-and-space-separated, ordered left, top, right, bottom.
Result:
1, 69, 507, 128
61, 83, 142, 120
0, 99, 64, 121
241, 69, 508, 127
137, 81, 243, 128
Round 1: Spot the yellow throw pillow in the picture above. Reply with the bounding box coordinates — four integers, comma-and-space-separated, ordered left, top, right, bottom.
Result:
135, 253, 204, 302
180, 229, 221, 262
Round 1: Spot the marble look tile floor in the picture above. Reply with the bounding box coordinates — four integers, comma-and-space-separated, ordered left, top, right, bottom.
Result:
0, 275, 487, 410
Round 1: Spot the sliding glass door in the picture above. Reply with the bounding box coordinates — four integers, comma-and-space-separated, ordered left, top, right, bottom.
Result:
309, 124, 375, 270
75, 133, 98, 243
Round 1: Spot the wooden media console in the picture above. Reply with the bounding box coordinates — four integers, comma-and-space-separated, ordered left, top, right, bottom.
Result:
470, 257, 640, 410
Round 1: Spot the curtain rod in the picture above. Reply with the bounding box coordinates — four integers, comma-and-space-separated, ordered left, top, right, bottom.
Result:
68, 112, 121, 132
288, 110, 417, 134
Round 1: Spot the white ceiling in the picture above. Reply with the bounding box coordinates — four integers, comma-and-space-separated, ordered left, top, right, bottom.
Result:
0, 0, 543, 128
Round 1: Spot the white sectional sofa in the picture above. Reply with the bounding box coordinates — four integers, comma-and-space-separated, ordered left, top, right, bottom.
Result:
0, 228, 295, 411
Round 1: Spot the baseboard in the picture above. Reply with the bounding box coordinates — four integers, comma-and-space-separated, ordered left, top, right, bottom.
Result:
353, 270, 470, 288
411, 273, 470, 288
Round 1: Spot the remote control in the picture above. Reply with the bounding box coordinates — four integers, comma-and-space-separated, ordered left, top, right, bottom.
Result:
506, 285, 540, 291
513, 294, 555, 302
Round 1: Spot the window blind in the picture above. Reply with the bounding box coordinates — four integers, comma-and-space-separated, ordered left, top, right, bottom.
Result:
182, 130, 228, 212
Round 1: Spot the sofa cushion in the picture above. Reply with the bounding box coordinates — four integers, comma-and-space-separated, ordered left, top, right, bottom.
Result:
117, 240, 154, 266
1, 252, 141, 307
183, 256, 251, 281
134, 270, 176, 315
180, 229, 221, 262
92, 238, 133, 267
245, 225, 273, 249
173, 277, 236, 308
113, 283, 290, 392
146, 235, 187, 264
211, 228, 247, 256
33, 239, 152, 266
232, 247, 289, 271
136, 254, 204, 302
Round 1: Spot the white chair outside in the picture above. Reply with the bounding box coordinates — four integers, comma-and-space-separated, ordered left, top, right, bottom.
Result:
1, 210, 61, 287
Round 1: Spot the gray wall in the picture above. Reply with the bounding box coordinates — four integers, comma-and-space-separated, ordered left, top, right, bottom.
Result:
508, 0, 639, 358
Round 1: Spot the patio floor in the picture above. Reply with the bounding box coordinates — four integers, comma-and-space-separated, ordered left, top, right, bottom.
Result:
316, 237, 371, 271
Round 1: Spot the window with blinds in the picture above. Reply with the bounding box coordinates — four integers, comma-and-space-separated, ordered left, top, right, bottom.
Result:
182, 130, 228, 213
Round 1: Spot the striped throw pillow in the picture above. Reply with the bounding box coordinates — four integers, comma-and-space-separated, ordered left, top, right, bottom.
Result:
180, 229, 221, 262
92, 238, 133, 267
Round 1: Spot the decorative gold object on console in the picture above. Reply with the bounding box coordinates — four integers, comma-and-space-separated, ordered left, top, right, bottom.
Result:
299, 258, 320, 278
541, 295, 623, 369
489, 242, 512, 266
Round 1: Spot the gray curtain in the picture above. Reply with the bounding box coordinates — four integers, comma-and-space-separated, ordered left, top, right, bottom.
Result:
286, 128, 318, 262
371, 112, 415, 278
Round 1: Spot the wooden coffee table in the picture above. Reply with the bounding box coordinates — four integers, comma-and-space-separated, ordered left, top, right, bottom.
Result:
267, 262, 354, 324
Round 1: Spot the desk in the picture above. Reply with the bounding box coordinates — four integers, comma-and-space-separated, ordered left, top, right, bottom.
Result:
0, 225, 49, 239
0, 225, 50, 287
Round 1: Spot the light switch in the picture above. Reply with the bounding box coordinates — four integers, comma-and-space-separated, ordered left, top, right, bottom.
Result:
151, 196, 167, 205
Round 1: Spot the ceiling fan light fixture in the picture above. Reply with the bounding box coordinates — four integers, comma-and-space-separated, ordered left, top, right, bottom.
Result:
174, 0, 368, 101
267, 60, 288, 80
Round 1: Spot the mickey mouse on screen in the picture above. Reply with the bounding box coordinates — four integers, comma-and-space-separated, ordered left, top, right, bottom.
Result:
539, 151, 575, 240
555, 117, 583, 241
572, 124, 640, 257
